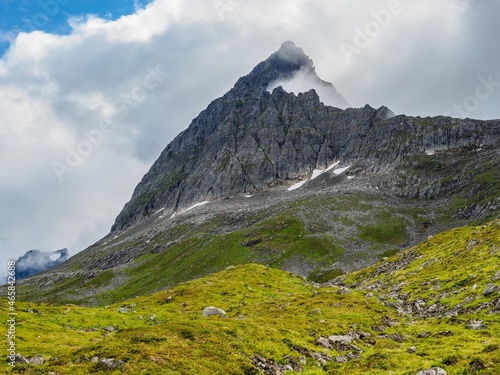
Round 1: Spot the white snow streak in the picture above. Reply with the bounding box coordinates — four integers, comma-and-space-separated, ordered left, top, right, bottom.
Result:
288, 179, 308, 191
183, 201, 210, 213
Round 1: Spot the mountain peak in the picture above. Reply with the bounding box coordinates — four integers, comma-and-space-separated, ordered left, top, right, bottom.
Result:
228, 41, 315, 98
274, 41, 313, 68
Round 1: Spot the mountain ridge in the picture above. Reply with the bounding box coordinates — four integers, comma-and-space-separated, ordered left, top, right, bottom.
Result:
8, 41, 500, 307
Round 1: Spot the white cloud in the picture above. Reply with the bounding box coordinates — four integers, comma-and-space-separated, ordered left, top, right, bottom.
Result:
0, 0, 499, 279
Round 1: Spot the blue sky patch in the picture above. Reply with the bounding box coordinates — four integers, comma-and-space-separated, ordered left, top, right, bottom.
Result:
0, 0, 153, 54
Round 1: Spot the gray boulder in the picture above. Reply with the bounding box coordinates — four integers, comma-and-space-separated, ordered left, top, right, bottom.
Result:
483, 284, 498, 296
466, 320, 489, 330
202, 307, 226, 318
99, 358, 125, 369
416, 368, 447, 375
28, 355, 45, 364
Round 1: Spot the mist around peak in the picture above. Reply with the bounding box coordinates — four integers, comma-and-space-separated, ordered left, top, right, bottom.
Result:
267, 67, 350, 109
11, 248, 70, 281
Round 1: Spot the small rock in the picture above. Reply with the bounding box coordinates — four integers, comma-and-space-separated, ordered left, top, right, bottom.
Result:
28, 356, 45, 365
417, 331, 431, 338
407, 346, 417, 353
491, 271, 500, 281
329, 336, 362, 352
382, 333, 406, 343
202, 307, 226, 318
315, 337, 332, 350
311, 352, 333, 365
336, 355, 348, 363
99, 358, 125, 369
75, 355, 88, 364
104, 326, 116, 332
483, 284, 498, 296
416, 368, 447, 375
118, 308, 129, 313
328, 335, 353, 344
307, 308, 322, 316
346, 352, 361, 360
283, 364, 293, 371
469, 358, 487, 372
365, 292, 374, 298
91, 357, 99, 363
338, 286, 351, 295
466, 320, 489, 330
434, 331, 454, 337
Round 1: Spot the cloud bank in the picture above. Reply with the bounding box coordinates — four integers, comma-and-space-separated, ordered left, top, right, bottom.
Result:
1, 0, 499, 279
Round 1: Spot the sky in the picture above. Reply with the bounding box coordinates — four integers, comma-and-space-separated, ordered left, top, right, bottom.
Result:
1, 0, 500, 279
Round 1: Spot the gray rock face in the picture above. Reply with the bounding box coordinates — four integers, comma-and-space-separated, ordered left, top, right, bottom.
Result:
111, 41, 500, 232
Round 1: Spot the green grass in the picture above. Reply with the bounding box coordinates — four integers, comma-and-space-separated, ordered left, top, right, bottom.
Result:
3, 247, 500, 374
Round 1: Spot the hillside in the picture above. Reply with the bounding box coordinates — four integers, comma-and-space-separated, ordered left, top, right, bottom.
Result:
3, 220, 499, 374
9, 42, 500, 306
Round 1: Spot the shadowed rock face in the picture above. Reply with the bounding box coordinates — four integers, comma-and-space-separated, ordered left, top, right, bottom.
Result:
111, 41, 500, 232
15, 248, 69, 280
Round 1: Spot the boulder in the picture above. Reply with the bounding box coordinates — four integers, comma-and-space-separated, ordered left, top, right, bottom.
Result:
483, 284, 498, 296
337, 286, 351, 295
202, 307, 226, 318
336, 356, 348, 363
28, 356, 45, 365
328, 336, 362, 352
315, 337, 332, 350
466, 320, 489, 330
99, 358, 125, 369
416, 368, 447, 375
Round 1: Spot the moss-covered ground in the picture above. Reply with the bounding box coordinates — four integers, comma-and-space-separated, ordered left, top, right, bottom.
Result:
2, 220, 499, 374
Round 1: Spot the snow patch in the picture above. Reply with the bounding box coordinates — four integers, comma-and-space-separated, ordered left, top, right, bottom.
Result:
288, 179, 308, 191
325, 161, 341, 172
425, 150, 435, 156
334, 166, 351, 175
154, 208, 164, 215
310, 161, 341, 181
170, 212, 177, 219
289, 161, 343, 191
310, 169, 324, 180
244, 194, 254, 198
348, 176, 355, 180
183, 201, 210, 213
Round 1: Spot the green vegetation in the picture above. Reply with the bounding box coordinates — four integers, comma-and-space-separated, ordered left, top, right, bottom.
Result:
3, 220, 499, 374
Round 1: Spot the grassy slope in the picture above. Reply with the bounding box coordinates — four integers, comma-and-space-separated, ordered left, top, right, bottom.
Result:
15, 192, 443, 306
3, 220, 500, 374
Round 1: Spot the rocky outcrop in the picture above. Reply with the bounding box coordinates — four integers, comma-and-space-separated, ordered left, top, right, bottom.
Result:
111, 41, 500, 232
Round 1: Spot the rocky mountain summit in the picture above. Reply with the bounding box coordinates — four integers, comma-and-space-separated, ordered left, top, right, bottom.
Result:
10, 42, 500, 306
112, 41, 500, 233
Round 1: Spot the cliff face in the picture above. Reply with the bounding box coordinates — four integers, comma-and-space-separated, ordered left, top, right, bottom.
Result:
112, 42, 500, 232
